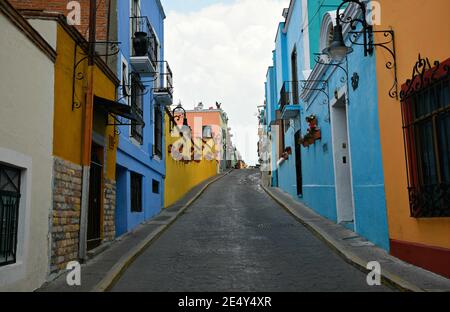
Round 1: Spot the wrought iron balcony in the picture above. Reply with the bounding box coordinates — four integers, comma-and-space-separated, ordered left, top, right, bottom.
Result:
130, 16, 158, 77
279, 81, 301, 120
154, 61, 174, 106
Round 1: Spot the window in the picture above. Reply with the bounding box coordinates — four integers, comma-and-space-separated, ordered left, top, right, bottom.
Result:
401, 57, 450, 218
154, 106, 163, 158
131, 74, 144, 144
152, 179, 160, 194
0, 164, 21, 267
130, 172, 142, 213
202, 126, 213, 139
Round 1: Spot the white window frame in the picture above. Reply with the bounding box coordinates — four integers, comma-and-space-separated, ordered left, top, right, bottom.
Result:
0, 148, 32, 288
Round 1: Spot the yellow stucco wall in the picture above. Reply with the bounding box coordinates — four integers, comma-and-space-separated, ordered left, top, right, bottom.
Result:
53, 24, 118, 180
164, 115, 219, 208
375, 0, 450, 248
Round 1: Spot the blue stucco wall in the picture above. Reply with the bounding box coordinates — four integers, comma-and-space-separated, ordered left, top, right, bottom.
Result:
114, 0, 166, 235
264, 1, 389, 251
344, 34, 389, 250
300, 23, 389, 250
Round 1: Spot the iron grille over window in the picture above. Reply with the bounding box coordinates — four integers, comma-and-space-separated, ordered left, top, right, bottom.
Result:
130, 172, 143, 213
154, 106, 163, 158
131, 74, 144, 144
0, 164, 21, 267
400, 55, 450, 218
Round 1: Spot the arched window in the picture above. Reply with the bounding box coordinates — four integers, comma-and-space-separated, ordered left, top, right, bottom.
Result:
319, 12, 337, 56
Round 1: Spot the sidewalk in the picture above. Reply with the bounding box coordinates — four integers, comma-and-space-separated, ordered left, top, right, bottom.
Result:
261, 185, 450, 292
37, 171, 231, 292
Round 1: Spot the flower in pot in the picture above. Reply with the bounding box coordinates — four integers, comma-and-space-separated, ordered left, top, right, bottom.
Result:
133, 31, 149, 56
306, 115, 318, 129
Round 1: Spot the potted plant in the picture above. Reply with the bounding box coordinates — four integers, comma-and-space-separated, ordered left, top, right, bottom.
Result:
133, 31, 149, 56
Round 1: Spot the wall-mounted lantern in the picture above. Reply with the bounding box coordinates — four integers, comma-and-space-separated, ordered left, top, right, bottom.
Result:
172, 102, 189, 129
323, 0, 399, 99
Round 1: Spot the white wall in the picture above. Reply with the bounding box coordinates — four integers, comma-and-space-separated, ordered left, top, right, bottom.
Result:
0, 13, 54, 291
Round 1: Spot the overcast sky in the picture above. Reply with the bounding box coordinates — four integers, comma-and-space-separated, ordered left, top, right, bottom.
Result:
162, 0, 286, 165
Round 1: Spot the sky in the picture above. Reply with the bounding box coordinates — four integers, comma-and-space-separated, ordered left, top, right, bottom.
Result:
162, 0, 286, 165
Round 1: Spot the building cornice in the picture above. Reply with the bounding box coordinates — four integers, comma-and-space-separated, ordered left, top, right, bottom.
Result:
0, 0, 56, 62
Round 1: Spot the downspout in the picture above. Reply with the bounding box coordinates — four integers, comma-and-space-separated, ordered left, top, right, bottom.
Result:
79, 0, 97, 262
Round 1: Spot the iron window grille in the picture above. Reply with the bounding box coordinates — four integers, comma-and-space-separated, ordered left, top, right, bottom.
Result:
154, 106, 163, 158
131, 74, 144, 144
400, 55, 450, 218
0, 164, 21, 267
130, 172, 143, 213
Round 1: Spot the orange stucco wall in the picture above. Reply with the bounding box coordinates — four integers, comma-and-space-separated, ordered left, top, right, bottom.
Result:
375, 0, 450, 249
183, 110, 225, 137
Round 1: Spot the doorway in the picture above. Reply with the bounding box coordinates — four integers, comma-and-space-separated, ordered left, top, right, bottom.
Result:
331, 94, 354, 225
294, 130, 303, 196
87, 144, 103, 251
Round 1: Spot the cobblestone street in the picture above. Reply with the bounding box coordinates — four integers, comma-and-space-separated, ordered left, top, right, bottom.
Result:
111, 170, 392, 292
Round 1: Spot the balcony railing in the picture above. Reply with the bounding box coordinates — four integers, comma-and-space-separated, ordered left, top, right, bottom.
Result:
154, 61, 174, 105
279, 81, 300, 113
155, 61, 173, 96
130, 16, 158, 74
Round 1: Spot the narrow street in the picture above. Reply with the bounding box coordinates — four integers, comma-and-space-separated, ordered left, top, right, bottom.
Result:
111, 170, 392, 292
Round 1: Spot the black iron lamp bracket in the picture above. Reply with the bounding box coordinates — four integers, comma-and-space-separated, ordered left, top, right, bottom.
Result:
300, 80, 329, 105
335, 1, 398, 99
300, 80, 331, 122
314, 53, 349, 85
72, 41, 121, 111
349, 30, 398, 99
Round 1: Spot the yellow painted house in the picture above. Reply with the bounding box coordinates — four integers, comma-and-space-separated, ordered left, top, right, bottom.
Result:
164, 112, 219, 208
20, 11, 129, 274
375, 0, 450, 278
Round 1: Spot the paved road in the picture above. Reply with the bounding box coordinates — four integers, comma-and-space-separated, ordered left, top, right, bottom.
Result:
112, 170, 392, 292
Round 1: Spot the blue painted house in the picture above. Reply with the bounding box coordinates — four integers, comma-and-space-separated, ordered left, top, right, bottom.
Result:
113, 0, 173, 236
264, 0, 389, 250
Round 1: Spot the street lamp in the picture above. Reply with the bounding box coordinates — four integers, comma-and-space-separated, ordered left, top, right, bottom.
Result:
323, 24, 353, 62
322, 0, 399, 99
172, 102, 188, 128
323, 0, 372, 62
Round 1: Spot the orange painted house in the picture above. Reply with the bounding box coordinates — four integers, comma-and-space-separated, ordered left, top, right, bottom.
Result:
375, 0, 450, 278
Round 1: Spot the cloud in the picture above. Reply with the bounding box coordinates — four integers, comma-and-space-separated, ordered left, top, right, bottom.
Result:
165, 0, 286, 165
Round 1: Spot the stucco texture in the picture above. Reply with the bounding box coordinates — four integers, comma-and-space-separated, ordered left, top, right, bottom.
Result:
375, 0, 450, 249
0, 13, 54, 291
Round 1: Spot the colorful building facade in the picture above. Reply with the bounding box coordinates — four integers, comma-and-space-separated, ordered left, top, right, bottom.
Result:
21, 11, 121, 273
1, 0, 126, 289
164, 114, 219, 208
113, 0, 171, 237
264, 0, 388, 249
0, 1, 55, 291
263, 0, 450, 278
375, 0, 450, 278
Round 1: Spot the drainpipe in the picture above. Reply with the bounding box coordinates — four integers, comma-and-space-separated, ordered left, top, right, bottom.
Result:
79, 0, 97, 262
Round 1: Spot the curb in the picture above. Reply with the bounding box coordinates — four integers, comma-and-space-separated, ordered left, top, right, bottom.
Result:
261, 184, 424, 292
93, 170, 233, 292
